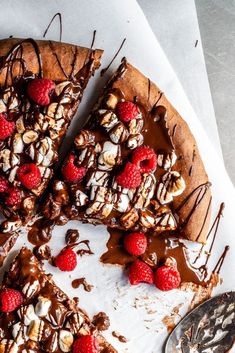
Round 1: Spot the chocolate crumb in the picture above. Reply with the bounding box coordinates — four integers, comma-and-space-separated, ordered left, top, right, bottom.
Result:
65, 229, 80, 245
112, 331, 128, 343
195, 39, 198, 47
93, 312, 110, 331
72, 277, 94, 292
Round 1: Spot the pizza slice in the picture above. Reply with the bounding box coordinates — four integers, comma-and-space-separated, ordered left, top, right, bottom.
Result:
0, 38, 102, 231
0, 247, 116, 353
42, 58, 211, 244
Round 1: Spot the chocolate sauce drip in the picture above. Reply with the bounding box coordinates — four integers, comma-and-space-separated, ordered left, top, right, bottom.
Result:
194, 202, 224, 265
43, 12, 62, 42
90, 30, 97, 49
72, 277, 93, 292
213, 245, 229, 274
75, 240, 94, 256
93, 312, 110, 331
152, 91, 164, 107
100, 38, 126, 76
112, 331, 128, 343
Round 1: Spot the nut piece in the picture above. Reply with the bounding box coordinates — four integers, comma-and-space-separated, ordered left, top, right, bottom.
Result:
22, 130, 38, 144
157, 151, 177, 170
35, 296, 52, 317
105, 93, 119, 109
120, 208, 139, 229
65, 312, 85, 334
86, 201, 113, 219
98, 110, 118, 132
15, 116, 26, 133
98, 141, 121, 171
139, 209, 155, 228
90, 186, 113, 203
74, 130, 95, 148
27, 319, 45, 342
86, 170, 109, 188
59, 330, 74, 352
12, 322, 28, 345
128, 118, 143, 135
74, 189, 88, 207
77, 146, 96, 169
113, 192, 130, 213
0, 149, 19, 172
157, 171, 185, 204
18, 304, 38, 325
133, 173, 156, 209
154, 206, 177, 231
0, 340, 18, 353
27, 136, 57, 167
46, 103, 64, 119
23, 196, 36, 213
126, 133, 144, 149
109, 122, 129, 144
22, 279, 40, 299
55, 81, 71, 96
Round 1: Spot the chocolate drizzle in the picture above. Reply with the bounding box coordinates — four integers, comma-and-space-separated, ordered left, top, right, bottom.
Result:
177, 182, 212, 238
0, 38, 43, 84
90, 30, 97, 49
100, 38, 126, 76
43, 12, 62, 42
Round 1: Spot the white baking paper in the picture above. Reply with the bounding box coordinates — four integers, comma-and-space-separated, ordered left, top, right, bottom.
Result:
0, 1, 234, 352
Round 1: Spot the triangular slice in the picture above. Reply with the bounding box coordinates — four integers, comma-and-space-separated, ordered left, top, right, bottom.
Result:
42, 58, 211, 244
0, 38, 102, 230
0, 247, 116, 353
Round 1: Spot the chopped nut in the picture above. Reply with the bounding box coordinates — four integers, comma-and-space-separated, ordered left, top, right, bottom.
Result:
16, 116, 25, 133
105, 92, 119, 109
74, 130, 95, 149
139, 209, 155, 228
126, 133, 144, 149
12, 133, 24, 153
35, 296, 52, 317
59, 330, 74, 352
120, 208, 139, 229
22, 130, 38, 144
0, 340, 18, 353
98, 141, 121, 171
98, 110, 118, 131
128, 118, 143, 135
27, 319, 45, 342
109, 122, 129, 144
157, 151, 177, 170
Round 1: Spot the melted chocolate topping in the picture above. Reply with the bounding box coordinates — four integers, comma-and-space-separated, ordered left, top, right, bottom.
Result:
72, 277, 94, 292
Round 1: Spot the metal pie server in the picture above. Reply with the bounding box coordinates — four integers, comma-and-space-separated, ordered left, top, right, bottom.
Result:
165, 292, 235, 353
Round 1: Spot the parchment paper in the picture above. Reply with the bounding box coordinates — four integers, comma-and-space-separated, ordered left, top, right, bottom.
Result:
0, 1, 234, 352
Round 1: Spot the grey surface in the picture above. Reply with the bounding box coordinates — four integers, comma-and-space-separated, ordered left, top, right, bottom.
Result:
138, 0, 235, 184
195, 0, 235, 183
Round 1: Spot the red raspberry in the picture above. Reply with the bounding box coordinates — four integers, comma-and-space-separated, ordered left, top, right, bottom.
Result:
116, 162, 141, 189
0, 177, 8, 193
55, 248, 77, 272
73, 335, 98, 353
132, 145, 157, 173
5, 187, 22, 207
0, 114, 15, 139
17, 163, 41, 189
0, 288, 23, 312
154, 265, 181, 291
124, 232, 147, 256
27, 78, 55, 106
62, 154, 86, 183
116, 101, 139, 123
129, 260, 154, 285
